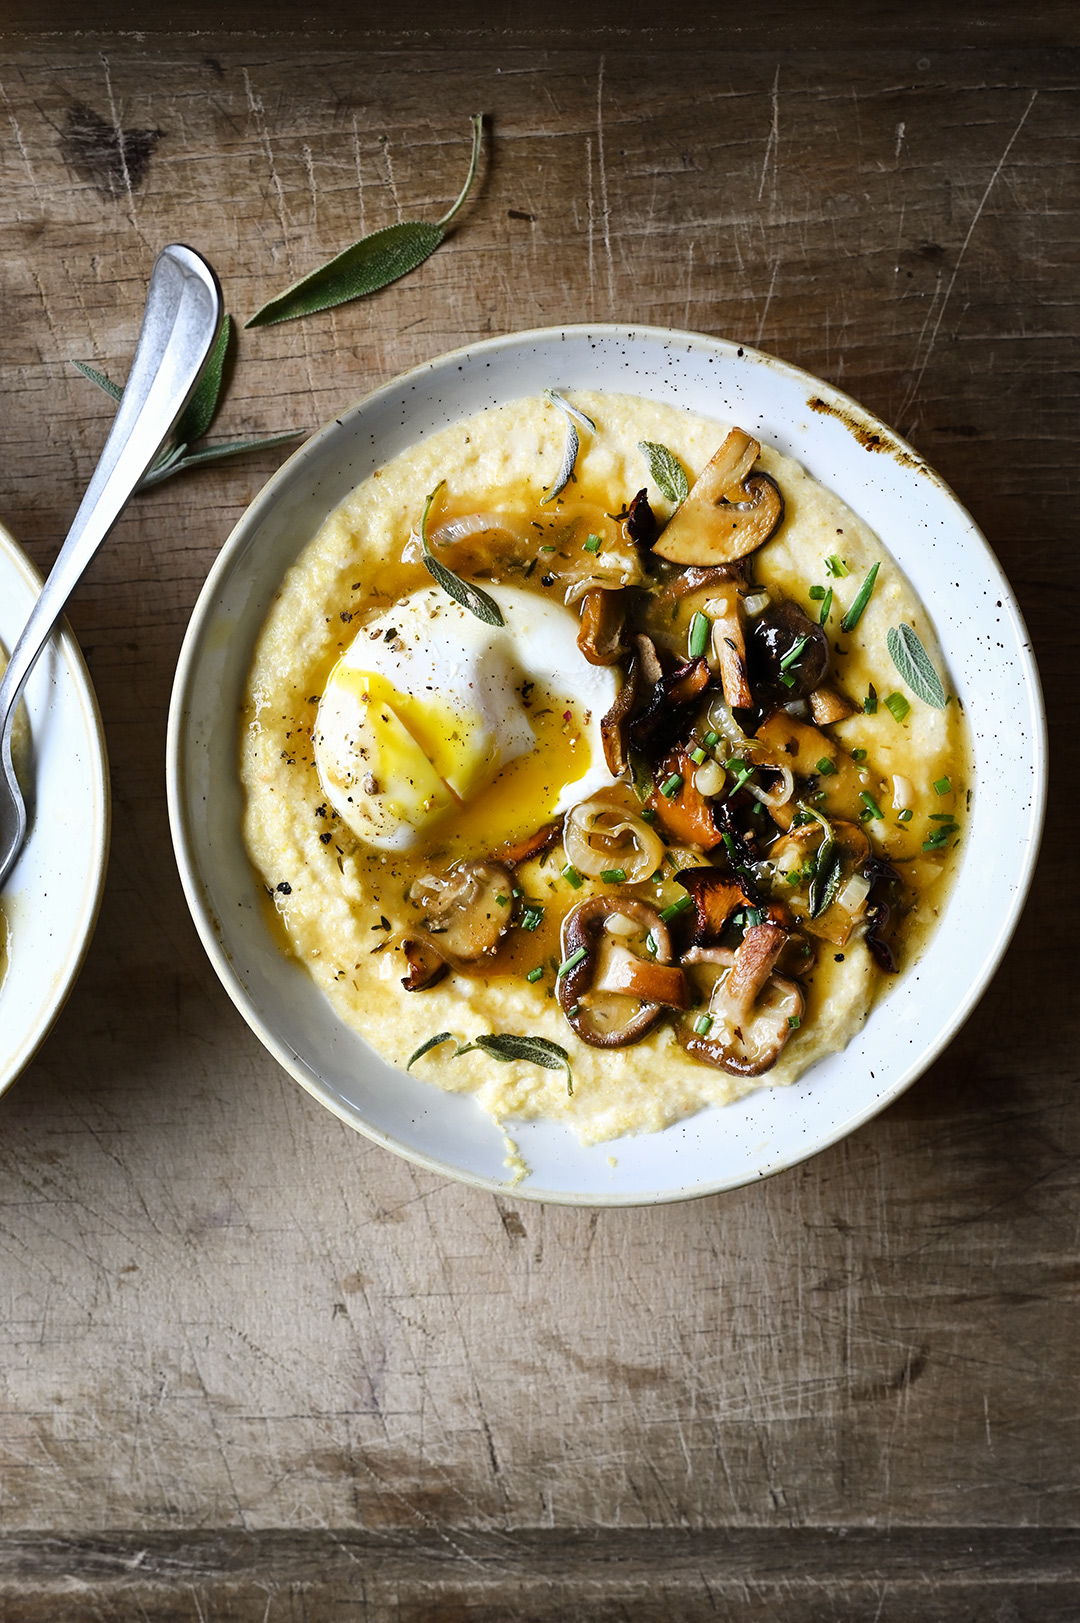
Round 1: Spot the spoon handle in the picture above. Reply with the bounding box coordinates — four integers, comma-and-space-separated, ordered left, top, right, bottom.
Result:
0, 244, 221, 731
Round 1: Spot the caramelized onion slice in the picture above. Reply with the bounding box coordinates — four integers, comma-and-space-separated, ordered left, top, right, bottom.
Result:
563, 797, 665, 883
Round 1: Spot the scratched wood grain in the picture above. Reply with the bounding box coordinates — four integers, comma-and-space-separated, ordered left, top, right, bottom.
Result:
0, 5, 1076, 1616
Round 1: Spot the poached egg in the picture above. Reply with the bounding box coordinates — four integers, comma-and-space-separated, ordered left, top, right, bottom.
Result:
313, 585, 619, 853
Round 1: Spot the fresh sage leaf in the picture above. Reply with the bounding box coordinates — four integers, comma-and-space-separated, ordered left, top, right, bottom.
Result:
457, 1032, 574, 1096
809, 837, 842, 918
406, 1032, 453, 1070
638, 440, 689, 507
887, 623, 947, 709
542, 418, 579, 504
72, 359, 124, 402
176, 313, 231, 445
545, 389, 596, 433
246, 114, 484, 328
419, 482, 504, 625
136, 431, 303, 490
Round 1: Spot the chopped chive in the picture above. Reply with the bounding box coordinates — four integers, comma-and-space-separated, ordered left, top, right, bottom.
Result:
495, 894, 509, 906
512, 887, 524, 898
808, 584, 826, 601
703, 730, 719, 748
825, 555, 850, 578
659, 895, 693, 922
860, 791, 884, 819
645, 931, 659, 956
898, 808, 913, 823
884, 691, 910, 724
660, 772, 683, 797
788, 1014, 801, 1029
526, 966, 544, 983
557, 946, 588, 978
929, 812, 956, 822
744, 908, 763, 926
785, 870, 801, 886
540, 544, 556, 552
816, 757, 837, 776
640, 807, 657, 823
600, 868, 627, 885
934, 776, 951, 795
567, 1004, 581, 1018
690, 746, 707, 765
779, 633, 810, 672
521, 907, 544, 931
840, 561, 880, 632
818, 587, 833, 627
922, 831, 951, 850
779, 671, 797, 688
860, 809, 873, 822
851, 748, 867, 762
561, 864, 583, 889
688, 611, 710, 658
863, 684, 878, 714
725, 761, 754, 796
693, 1014, 713, 1036
583, 533, 602, 554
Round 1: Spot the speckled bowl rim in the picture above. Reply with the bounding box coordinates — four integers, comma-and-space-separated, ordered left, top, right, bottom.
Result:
0, 520, 111, 1095
168, 325, 1047, 1205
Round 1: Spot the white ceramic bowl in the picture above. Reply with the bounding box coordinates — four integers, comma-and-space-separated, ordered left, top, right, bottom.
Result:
167, 327, 1046, 1205
0, 521, 110, 1094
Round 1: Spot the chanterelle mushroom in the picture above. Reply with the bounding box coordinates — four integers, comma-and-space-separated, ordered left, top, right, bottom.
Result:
679, 923, 804, 1076
408, 860, 514, 965
651, 429, 784, 566
558, 896, 688, 1048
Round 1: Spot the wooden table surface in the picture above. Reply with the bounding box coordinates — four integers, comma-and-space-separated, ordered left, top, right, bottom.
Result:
0, 5, 1076, 1618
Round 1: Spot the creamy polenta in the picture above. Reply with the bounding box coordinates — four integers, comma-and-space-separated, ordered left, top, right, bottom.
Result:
241, 393, 966, 1145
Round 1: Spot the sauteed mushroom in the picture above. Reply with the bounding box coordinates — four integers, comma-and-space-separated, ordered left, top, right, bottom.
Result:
652, 430, 784, 565
747, 601, 829, 701
679, 923, 803, 1075
409, 860, 514, 963
675, 866, 754, 945
577, 586, 628, 666
401, 937, 449, 992
558, 896, 686, 1048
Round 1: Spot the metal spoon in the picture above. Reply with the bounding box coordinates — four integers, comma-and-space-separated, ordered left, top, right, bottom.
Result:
0, 243, 221, 891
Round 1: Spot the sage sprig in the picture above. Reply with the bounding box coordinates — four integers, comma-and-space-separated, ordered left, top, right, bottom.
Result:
456, 1032, 574, 1095
419, 482, 504, 625
545, 389, 596, 434
247, 114, 485, 328
406, 1032, 453, 1070
542, 419, 580, 504
887, 623, 947, 709
73, 314, 302, 492
638, 440, 689, 507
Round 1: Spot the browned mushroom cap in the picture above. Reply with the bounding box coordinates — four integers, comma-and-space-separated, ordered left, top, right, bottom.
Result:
679, 923, 804, 1076
401, 937, 450, 992
652, 430, 785, 566
808, 684, 856, 726
577, 587, 628, 666
558, 896, 683, 1048
409, 860, 514, 963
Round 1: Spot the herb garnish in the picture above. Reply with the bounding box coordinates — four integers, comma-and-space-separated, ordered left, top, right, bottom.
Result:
545, 390, 596, 433
825, 555, 850, 578
406, 1032, 453, 1070
455, 1032, 574, 1095
419, 481, 504, 625
887, 624, 947, 709
73, 315, 302, 490
884, 691, 910, 724
638, 440, 690, 506
840, 562, 880, 632
247, 115, 484, 327
805, 807, 841, 919
688, 611, 709, 658
818, 587, 833, 627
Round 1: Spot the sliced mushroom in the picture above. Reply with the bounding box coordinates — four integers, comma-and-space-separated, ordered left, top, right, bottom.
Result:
400, 937, 450, 992
747, 601, 830, 701
862, 856, 904, 974
705, 592, 753, 709
623, 488, 658, 556
496, 821, 562, 867
652, 561, 754, 609
577, 587, 628, 666
558, 896, 681, 1048
600, 660, 640, 777
652, 430, 785, 565
809, 684, 856, 726
628, 654, 712, 762
679, 923, 803, 1076
634, 632, 664, 687
647, 746, 725, 850
409, 860, 514, 963
675, 866, 750, 944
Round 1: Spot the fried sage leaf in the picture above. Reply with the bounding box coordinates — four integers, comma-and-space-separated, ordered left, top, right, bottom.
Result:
638, 440, 689, 507
456, 1032, 574, 1095
887, 623, 947, 709
419, 482, 504, 625
406, 1032, 453, 1070
246, 114, 484, 328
